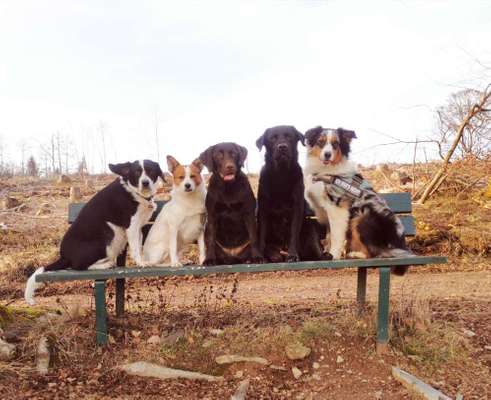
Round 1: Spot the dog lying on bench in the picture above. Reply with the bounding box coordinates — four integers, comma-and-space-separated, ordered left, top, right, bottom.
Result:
25, 159, 165, 305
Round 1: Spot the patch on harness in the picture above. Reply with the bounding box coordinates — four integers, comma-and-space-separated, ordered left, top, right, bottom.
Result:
313, 173, 372, 200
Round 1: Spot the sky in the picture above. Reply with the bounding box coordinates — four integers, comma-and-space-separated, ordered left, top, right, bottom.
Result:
0, 0, 490, 174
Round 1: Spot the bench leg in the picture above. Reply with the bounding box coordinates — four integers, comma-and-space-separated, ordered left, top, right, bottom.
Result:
94, 280, 108, 346
115, 279, 125, 317
376, 267, 391, 355
356, 267, 367, 314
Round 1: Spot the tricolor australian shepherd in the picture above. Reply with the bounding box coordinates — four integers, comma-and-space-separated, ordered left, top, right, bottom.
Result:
304, 126, 413, 275
143, 156, 206, 267
25, 160, 165, 305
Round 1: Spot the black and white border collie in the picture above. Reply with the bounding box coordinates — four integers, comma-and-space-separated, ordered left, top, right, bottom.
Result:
304, 126, 412, 275
25, 160, 165, 305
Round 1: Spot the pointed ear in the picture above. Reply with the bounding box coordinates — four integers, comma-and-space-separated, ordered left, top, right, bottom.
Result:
295, 128, 305, 146
236, 144, 248, 167
337, 128, 357, 142
191, 158, 204, 172
199, 145, 215, 172
166, 155, 180, 173
109, 162, 131, 177
304, 126, 324, 146
256, 129, 268, 151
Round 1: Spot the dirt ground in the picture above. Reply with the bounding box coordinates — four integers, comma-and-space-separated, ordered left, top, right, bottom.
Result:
1, 165, 490, 399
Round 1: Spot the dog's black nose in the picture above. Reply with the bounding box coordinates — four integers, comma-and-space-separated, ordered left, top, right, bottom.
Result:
142, 180, 150, 187
278, 143, 289, 151
323, 152, 332, 160
184, 183, 191, 190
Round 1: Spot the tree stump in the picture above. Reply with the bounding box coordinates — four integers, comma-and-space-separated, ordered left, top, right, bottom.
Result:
0, 196, 20, 210
70, 186, 82, 203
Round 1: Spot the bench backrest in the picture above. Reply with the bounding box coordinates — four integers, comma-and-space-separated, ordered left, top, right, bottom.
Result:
68, 192, 415, 237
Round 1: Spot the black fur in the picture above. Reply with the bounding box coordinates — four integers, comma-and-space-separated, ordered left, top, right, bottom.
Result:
45, 160, 164, 271
200, 143, 262, 265
256, 126, 325, 262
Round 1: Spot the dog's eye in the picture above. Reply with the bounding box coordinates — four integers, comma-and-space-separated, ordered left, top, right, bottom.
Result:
272, 134, 278, 141
332, 142, 339, 149
190, 175, 196, 179
178, 176, 185, 180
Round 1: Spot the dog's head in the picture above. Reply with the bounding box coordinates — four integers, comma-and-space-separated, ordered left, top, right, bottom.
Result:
256, 125, 304, 168
305, 126, 356, 165
166, 155, 204, 194
109, 159, 165, 198
199, 142, 248, 183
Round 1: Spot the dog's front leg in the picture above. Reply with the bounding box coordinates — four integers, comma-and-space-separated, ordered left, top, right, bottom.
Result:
198, 230, 206, 265
127, 224, 148, 266
325, 204, 350, 260
244, 206, 263, 264
287, 183, 304, 262
168, 226, 182, 267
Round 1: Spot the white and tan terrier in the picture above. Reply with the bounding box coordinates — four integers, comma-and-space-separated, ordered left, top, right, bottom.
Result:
143, 156, 206, 266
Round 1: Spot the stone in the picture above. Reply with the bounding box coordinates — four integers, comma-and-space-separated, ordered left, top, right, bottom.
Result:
69, 187, 82, 203
231, 379, 250, 400
234, 370, 244, 379
312, 362, 320, 369
202, 339, 213, 348
336, 355, 344, 364
161, 329, 185, 346
462, 328, 476, 338
374, 391, 383, 400
285, 342, 311, 360
484, 345, 491, 351
270, 365, 287, 371
147, 335, 161, 345
120, 361, 223, 382
0, 338, 16, 361
334, 331, 342, 337
215, 355, 269, 366
292, 367, 303, 379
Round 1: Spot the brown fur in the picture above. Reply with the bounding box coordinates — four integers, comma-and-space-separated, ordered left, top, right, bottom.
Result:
348, 215, 371, 258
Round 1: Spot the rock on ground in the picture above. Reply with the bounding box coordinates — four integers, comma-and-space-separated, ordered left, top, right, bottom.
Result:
120, 361, 223, 382
215, 355, 269, 366
285, 342, 311, 360
0, 338, 16, 361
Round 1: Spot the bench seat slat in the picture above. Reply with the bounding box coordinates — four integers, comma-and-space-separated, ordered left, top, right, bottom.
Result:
399, 215, 416, 236
36, 256, 447, 283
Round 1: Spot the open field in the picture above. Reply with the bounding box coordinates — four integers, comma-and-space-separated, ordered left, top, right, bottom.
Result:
0, 159, 490, 399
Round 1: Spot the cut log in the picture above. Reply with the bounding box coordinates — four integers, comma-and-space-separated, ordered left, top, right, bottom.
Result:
392, 367, 452, 400
120, 361, 223, 382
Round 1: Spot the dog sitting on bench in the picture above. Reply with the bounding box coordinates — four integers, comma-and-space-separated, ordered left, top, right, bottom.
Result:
25, 159, 165, 305
199, 142, 263, 265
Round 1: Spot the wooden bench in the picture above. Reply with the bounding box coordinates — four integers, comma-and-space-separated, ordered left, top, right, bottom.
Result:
35, 193, 447, 353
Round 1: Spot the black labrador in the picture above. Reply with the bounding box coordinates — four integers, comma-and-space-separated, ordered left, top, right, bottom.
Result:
199, 142, 263, 265
256, 126, 325, 262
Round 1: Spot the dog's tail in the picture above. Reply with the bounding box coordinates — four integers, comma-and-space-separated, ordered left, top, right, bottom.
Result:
25, 258, 68, 305
378, 248, 416, 276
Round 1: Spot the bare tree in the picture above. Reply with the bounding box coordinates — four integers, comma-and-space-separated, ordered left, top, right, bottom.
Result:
417, 84, 491, 204
436, 88, 491, 159
26, 155, 39, 177
18, 139, 29, 176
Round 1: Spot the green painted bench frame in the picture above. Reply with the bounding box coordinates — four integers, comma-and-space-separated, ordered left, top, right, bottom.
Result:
36, 192, 447, 353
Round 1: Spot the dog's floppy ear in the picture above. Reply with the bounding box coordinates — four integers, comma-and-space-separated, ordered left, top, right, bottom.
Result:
235, 144, 248, 167
166, 155, 180, 173
256, 129, 269, 151
109, 162, 131, 178
191, 158, 204, 172
304, 126, 324, 146
295, 128, 305, 146
337, 128, 357, 142
199, 145, 215, 172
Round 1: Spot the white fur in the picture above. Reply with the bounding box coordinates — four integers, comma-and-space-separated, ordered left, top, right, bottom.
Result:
24, 267, 45, 305
144, 166, 206, 267
304, 143, 358, 259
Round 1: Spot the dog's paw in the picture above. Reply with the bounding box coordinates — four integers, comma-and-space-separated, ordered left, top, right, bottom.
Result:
322, 252, 334, 260
286, 254, 300, 263
203, 258, 216, 266
170, 261, 183, 268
